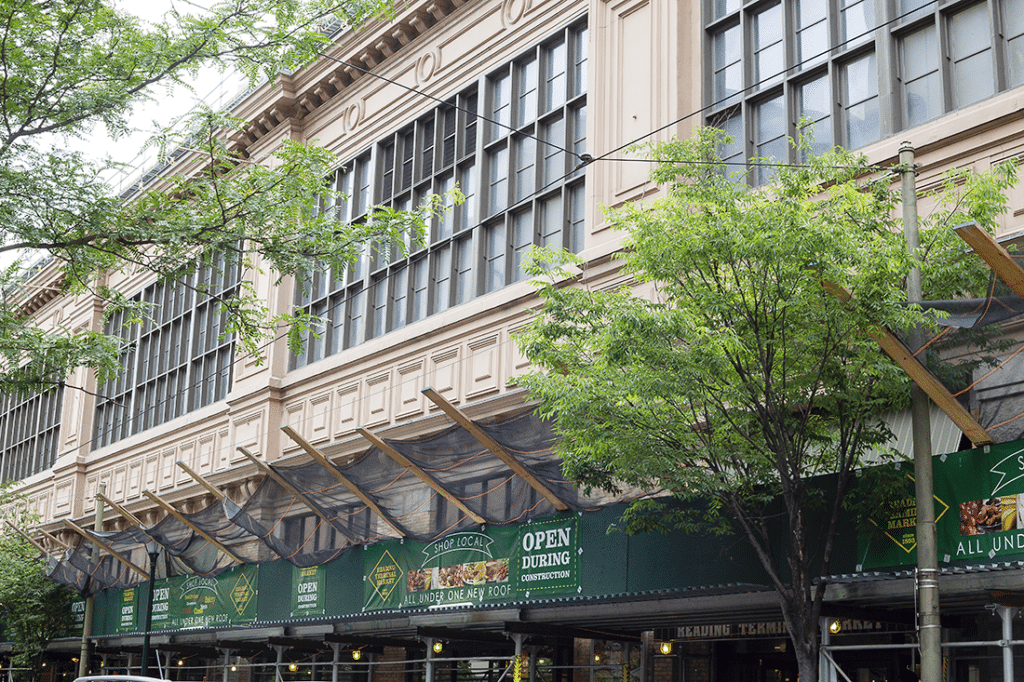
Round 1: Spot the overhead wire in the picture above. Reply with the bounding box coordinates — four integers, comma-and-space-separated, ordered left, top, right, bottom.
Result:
20, 0, 1022, 470
590, 0, 941, 168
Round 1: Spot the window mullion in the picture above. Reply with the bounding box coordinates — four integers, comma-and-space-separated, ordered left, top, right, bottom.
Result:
937, 8, 953, 116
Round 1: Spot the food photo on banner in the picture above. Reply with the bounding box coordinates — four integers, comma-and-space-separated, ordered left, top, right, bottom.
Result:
363, 514, 579, 611
144, 564, 258, 631
859, 439, 1024, 569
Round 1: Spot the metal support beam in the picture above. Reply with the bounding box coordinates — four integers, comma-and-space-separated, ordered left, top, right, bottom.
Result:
62, 518, 149, 580
279, 426, 405, 538
357, 426, 487, 525
998, 605, 1016, 682
421, 387, 569, 511
142, 490, 244, 564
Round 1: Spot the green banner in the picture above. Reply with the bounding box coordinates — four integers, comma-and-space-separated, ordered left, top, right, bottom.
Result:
364, 515, 579, 610
117, 586, 138, 633
860, 440, 1024, 569
149, 564, 258, 631
291, 565, 325, 617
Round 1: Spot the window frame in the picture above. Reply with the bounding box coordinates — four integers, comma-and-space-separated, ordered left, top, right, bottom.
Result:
290, 16, 589, 372
704, 0, 1022, 183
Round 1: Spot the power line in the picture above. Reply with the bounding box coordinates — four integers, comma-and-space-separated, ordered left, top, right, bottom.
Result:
9, 0, 965, 459
591, 0, 941, 166
318, 46, 581, 160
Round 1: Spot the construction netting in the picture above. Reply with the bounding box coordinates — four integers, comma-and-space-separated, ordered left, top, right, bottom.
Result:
907, 251, 1024, 445
45, 409, 643, 595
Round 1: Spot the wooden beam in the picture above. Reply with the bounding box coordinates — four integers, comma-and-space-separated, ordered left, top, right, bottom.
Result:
954, 222, 1024, 298
823, 281, 994, 447
141, 490, 244, 565
176, 461, 225, 501
5, 520, 51, 556
421, 388, 570, 511
96, 492, 144, 527
62, 519, 150, 580
38, 527, 71, 551
235, 445, 358, 543
279, 426, 406, 538
356, 426, 487, 525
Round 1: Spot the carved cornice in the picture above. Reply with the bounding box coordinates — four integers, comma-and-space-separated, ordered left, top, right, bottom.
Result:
239, 0, 466, 150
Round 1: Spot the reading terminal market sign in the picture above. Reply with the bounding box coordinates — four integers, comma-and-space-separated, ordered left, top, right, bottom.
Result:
860, 439, 1024, 569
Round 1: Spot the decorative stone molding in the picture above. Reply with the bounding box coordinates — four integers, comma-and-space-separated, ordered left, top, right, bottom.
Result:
344, 100, 366, 133
500, 0, 530, 28
415, 49, 442, 87
335, 383, 361, 436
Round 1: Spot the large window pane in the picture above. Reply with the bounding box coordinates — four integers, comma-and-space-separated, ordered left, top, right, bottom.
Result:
950, 4, 994, 109
843, 52, 879, 148
455, 235, 474, 305
433, 246, 452, 314
491, 72, 511, 141
799, 76, 832, 157
900, 0, 933, 23
713, 25, 742, 105
714, 0, 740, 21
391, 266, 408, 331
485, 222, 506, 292
717, 112, 744, 170
457, 162, 476, 233
545, 39, 567, 111
572, 25, 588, 97
543, 115, 566, 184
488, 145, 509, 214
902, 26, 941, 127
541, 195, 564, 249
1008, 0, 1024, 87
754, 4, 785, 89
797, 0, 827, 70
514, 136, 536, 202
511, 209, 533, 282
516, 57, 539, 126
840, 0, 873, 44
756, 96, 787, 184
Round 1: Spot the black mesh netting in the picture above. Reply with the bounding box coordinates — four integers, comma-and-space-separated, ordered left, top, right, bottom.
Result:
46, 409, 643, 595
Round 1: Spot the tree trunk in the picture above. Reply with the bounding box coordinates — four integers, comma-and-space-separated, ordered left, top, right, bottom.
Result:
781, 595, 821, 682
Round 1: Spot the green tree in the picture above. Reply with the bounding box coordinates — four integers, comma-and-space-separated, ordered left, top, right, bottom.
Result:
0, 483, 74, 678
516, 129, 1017, 682
0, 0, 433, 395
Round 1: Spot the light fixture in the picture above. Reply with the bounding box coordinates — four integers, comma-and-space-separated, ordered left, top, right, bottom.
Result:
289, 663, 299, 672
659, 642, 672, 655
231, 666, 238, 672
432, 641, 443, 654
178, 660, 184, 667
72, 658, 80, 663
351, 650, 362, 661
593, 655, 600, 663
829, 620, 841, 635
41, 663, 46, 668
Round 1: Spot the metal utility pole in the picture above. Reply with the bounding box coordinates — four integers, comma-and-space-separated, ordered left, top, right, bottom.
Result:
140, 541, 160, 676
901, 142, 942, 682
78, 483, 106, 678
